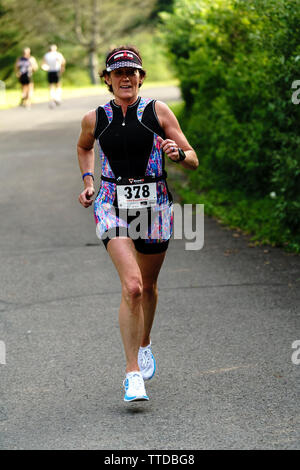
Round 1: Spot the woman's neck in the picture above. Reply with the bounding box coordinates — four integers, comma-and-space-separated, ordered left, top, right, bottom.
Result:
114, 95, 139, 115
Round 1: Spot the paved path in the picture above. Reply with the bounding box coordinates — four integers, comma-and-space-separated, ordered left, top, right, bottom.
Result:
0, 87, 299, 449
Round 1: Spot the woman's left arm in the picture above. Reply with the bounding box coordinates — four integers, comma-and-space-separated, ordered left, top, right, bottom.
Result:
30, 57, 38, 72
155, 101, 199, 170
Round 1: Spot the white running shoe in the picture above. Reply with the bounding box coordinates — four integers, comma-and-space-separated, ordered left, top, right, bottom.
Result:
138, 343, 156, 381
123, 371, 149, 402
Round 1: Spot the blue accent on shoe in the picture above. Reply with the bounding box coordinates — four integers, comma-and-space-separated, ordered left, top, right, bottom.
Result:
124, 378, 129, 391
124, 394, 149, 402
144, 354, 156, 381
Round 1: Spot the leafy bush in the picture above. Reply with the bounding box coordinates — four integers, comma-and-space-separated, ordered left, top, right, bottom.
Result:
161, 0, 300, 250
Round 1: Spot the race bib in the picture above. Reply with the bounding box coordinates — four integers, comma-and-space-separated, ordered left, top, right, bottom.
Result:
117, 182, 157, 209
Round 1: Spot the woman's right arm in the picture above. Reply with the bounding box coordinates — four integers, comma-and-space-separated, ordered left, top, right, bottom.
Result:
77, 110, 96, 208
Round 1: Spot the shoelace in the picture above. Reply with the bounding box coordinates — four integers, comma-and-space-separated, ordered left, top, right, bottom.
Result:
139, 348, 151, 368
131, 373, 144, 390
123, 373, 144, 392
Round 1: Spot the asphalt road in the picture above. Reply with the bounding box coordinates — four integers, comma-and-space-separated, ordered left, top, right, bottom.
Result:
0, 86, 299, 450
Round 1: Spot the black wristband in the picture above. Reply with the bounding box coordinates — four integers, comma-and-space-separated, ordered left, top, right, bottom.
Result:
176, 148, 186, 163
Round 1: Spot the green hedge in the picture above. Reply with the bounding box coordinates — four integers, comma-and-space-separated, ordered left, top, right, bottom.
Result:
161, 0, 300, 251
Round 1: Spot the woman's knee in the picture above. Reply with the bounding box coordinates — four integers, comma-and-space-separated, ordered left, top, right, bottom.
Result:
142, 281, 158, 297
122, 276, 143, 305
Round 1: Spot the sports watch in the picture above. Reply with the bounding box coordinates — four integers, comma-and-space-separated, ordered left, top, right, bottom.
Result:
176, 148, 186, 163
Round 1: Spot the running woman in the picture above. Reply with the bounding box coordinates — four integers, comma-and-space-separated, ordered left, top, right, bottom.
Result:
15, 47, 38, 108
42, 44, 66, 108
77, 46, 198, 402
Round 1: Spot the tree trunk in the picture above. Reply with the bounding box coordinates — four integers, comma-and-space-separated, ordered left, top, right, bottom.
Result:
89, 0, 100, 84
89, 50, 99, 84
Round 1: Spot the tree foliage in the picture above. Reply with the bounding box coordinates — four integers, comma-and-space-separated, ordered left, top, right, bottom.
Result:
0, 0, 169, 84
73, 0, 157, 83
161, 0, 300, 249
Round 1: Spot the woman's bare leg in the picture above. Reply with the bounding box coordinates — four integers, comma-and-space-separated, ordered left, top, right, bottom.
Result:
136, 251, 166, 347
107, 238, 144, 373
21, 84, 29, 106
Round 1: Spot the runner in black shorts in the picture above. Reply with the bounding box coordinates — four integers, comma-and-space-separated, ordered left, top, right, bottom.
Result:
15, 48, 38, 107
47, 71, 60, 84
42, 44, 66, 107
77, 45, 198, 402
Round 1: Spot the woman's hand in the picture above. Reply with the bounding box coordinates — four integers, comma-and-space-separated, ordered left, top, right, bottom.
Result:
157, 136, 180, 163
78, 186, 95, 208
